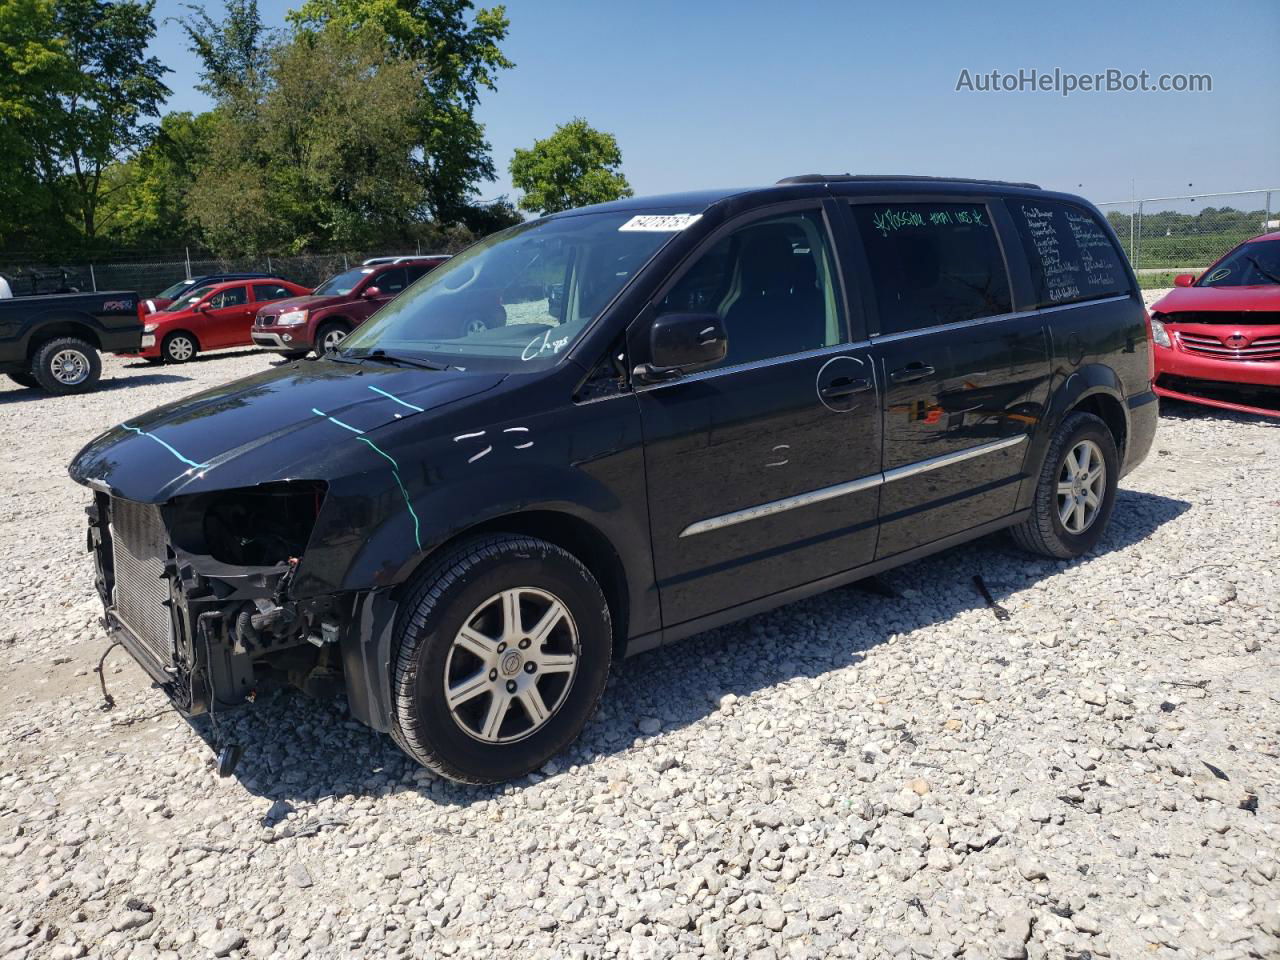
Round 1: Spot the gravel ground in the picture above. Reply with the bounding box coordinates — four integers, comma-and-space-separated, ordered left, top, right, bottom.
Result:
1, 341, 1278, 960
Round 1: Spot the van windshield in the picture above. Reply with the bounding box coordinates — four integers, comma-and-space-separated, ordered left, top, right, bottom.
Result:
339, 212, 685, 371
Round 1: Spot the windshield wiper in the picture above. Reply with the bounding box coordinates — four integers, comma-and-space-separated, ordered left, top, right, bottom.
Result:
350, 349, 450, 371
1245, 255, 1280, 285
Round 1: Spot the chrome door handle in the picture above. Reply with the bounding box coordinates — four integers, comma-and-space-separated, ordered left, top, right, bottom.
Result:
889, 363, 936, 383
820, 376, 872, 399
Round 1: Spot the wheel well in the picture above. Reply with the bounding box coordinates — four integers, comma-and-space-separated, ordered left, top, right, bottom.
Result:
1071, 392, 1127, 459
408, 512, 631, 658
26, 322, 100, 359
316, 317, 350, 332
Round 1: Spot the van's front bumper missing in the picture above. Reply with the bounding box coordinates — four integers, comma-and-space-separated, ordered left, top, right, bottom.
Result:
85, 490, 353, 718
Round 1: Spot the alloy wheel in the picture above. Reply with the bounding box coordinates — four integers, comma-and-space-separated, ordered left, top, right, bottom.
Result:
50, 349, 90, 385
1057, 439, 1106, 534
321, 328, 347, 354
442, 587, 579, 744
167, 336, 194, 362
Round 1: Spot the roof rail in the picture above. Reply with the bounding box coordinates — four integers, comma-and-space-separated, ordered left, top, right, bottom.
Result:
777, 174, 1042, 190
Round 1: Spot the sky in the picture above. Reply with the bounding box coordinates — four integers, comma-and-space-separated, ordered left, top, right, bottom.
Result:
149, 0, 1280, 209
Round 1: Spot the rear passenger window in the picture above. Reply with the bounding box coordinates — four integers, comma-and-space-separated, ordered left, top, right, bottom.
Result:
656, 209, 844, 368
253, 283, 290, 301
1009, 200, 1131, 307
852, 202, 1011, 335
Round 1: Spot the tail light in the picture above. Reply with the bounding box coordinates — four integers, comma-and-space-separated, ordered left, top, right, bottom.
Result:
1142, 307, 1163, 383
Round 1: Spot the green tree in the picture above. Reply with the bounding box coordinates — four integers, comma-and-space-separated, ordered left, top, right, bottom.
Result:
178, 0, 273, 104
96, 111, 215, 245
16, 0, 171, 243
509, 118, 633, 216
186, 26, 426, 255
287, 0, 512, 218
0, 0, 71, 247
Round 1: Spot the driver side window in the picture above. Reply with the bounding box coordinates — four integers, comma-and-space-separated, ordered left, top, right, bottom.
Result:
655, 210, 843, 369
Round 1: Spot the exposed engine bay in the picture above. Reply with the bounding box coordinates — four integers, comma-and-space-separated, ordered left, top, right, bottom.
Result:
88, 482, 348, 718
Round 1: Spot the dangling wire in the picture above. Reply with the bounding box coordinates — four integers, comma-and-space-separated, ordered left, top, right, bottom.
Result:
95, 640, 122, 711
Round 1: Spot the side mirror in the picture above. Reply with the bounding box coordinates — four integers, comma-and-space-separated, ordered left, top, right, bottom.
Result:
363, 286, 383, 299
1173, 273, 1196, 287
635, 313, 727, 383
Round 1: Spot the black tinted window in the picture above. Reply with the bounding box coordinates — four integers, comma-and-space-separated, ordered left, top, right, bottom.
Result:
656, 209, 844, 368
852, 202, 1011, 335
253, 283, 291, 301
404, 264, 431, 283
373, 268, 407, 293
1011, 200, 1130, 306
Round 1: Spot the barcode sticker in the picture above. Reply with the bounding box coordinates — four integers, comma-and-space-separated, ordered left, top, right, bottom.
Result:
618, 214, 703, 232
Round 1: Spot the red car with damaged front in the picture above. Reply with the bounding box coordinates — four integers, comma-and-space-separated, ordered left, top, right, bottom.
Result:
1148, 231, 1280, 417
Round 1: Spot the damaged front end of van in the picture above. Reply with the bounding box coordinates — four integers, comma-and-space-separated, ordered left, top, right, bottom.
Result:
69, 362, 506, 745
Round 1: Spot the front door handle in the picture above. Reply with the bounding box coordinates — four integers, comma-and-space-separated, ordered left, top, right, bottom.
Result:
820, 376, 872, 399
889, 363, 936, 384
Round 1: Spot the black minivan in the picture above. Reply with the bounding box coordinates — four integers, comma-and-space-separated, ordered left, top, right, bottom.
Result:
70, 175, 1158, 783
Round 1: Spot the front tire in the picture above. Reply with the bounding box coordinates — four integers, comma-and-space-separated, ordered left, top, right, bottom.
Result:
31, 337, 102, 394
391, 534, 612, 784
162, 331, 197, 364
314, 322, 349, 357
1012, 411, 1119, 558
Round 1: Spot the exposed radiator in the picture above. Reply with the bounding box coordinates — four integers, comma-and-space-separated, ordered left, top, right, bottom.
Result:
110, 498, 176, 673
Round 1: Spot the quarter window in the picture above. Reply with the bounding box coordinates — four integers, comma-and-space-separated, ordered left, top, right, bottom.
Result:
655, 209, 843, 368
1010, 200, 1130, 306
852, 202, 1011, 335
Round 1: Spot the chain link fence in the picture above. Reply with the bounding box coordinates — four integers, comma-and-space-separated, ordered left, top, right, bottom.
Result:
0, 245, 458, 298
1097, 188, 1277, 288
3, 191, 1276, 296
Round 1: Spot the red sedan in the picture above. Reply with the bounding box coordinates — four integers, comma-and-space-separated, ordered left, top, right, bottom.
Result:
1148, 231, 1280, 418
124, 278, 311, 364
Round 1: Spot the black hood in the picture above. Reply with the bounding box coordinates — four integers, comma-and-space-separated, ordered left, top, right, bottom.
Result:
69, 360, 504, 503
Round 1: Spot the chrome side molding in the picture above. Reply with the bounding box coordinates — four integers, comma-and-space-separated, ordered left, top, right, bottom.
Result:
678, 435, 1027, 537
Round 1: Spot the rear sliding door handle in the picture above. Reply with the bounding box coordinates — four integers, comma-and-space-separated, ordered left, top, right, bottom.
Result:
819, 376, 872, 399
889, 363, 936, 383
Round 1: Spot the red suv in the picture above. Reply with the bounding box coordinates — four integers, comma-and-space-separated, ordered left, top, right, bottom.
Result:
1148, 231, 1280, 417
252, 257, 449, 357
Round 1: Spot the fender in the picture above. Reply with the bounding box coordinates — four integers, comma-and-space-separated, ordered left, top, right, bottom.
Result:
315, 448, 656, 735
16, 310, 110, 351
1017, 363, 1129, 512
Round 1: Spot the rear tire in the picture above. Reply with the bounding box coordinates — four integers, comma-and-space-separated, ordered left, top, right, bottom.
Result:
162, 331, 197, 364
391, 534, 612, 784
1012, 411, 1119, 559
31, 337, 102, 394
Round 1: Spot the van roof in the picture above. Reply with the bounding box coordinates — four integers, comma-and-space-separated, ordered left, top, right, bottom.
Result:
551, 175, 1052, 219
